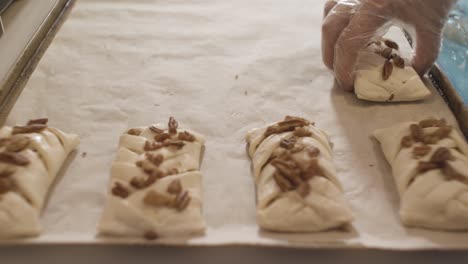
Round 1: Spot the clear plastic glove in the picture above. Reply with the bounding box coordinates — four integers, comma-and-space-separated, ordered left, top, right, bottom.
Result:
322, 0, 458, 91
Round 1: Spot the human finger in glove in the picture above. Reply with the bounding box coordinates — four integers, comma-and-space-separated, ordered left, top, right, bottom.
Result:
322, 0, 458, 91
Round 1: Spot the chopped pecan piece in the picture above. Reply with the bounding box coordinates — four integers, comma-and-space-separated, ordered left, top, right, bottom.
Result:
5, 136, 30, 152
168, 117, 178, 135
293, 127, 312, 137
146, 153, 164, 166
410, 124, 424, 142
264, 118, 310, 137
174, 190, 191, 211
377, 47, 393, 59
136, 159, 163, 176
111, 182, 130, 198
273, 172, 293, 192
271, 159, 302, 186
0, 177, 14, 195
154, 133, 171, 142
167, 179, 183, 195
284, 116, 311, 124
384, 39, 399, 50
149, 125, 164, 134
130, 174, 157, 189
297, 182, 311, 198
430, 147, 454, 164
163, 140, 185, 149
143, 190, 174, 207
412, 145, 431, 158
279, 137, 296, 149
0, 152, 30, 166
144, 141, 163, 151
382, 59, 393, 80
127, 128, 142, 136
144, 231, 159, 240
419, 118, 446, 128
392, 55, 405, 68
165, 168, 179, 176
178, 131, 195, 142
12, 124, 47, 135
27, 118, 49, 125
151, 169, 164, 179
417, 161, 441, 173
400, 136, 413, 148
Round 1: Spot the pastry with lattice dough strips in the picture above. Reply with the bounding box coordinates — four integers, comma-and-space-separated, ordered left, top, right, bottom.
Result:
354, 39, 431, 102
98, 117, 205, 240
0, 118, 79, 238
373, 118, 468, 230
246, 116, 353, 232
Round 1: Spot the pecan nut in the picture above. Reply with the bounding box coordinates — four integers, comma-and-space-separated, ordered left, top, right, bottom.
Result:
384, 39, 399, 50
392, 55, 405, 68
400, 136, 413, 148
130, 174, 157, 189
264, 117, 310, 137
27, 118, 49, 125
382, 59, 393, 80
412, 145, 431, 158
174, 190, 191, 211
167, 179, 183, 195
168, 117, 178, 134
154, 133, 171, 142
127, 128, 143, 136
410, 124, 424, 142
111, 182, 130, 198
143, 190, 174, 207
430, 147, 454, 164
178, 131, 195, 142
419, 118, 446, 128
293, 127, 312, 137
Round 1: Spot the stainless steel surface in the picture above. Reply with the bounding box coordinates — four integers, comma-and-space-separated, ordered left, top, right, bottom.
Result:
0, 0, 14, 37
0, 17, 4, 37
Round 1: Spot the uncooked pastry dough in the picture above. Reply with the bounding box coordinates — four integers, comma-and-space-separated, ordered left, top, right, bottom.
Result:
374, 118, 468, 230
246, 116, 353, 232
354, 40, 431, 102
0, 119, 80, 238
98, 118, 205, 239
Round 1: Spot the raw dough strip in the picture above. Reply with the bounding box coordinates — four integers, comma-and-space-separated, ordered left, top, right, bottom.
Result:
98, 117, 205, 240
374, 118, 468, 230
246, 116, 352, 232
354, 38, 431, 102
0, 118, 80, 238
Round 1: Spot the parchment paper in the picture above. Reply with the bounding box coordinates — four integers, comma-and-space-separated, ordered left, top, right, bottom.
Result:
3, 0, 468, 249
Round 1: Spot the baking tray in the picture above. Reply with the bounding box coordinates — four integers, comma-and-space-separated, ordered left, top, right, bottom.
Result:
0, 0, 75, 124
0, 0, 467, 250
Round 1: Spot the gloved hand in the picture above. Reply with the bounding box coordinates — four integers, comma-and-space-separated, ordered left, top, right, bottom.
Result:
322, 0, 458, 91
